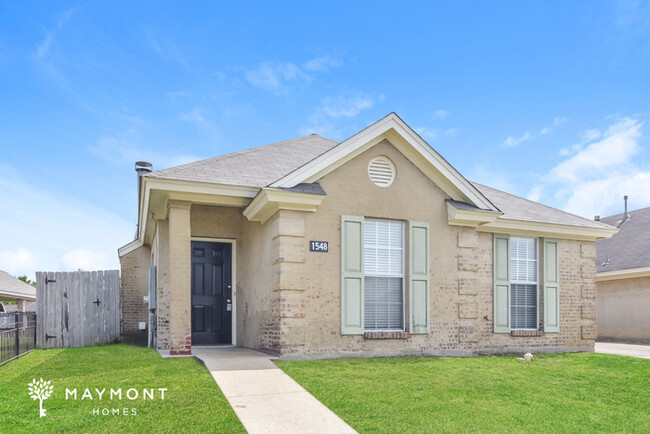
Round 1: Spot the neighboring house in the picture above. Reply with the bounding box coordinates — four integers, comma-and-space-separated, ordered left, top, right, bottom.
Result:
595, 204, 650, 343
3, 301, 37, 313
0, 270, 37, 313
119, 113, 616, 357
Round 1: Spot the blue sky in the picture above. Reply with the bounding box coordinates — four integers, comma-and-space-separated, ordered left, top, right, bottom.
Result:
1, 1, 649, 278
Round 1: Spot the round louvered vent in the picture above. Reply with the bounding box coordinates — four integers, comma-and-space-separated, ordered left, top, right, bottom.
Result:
368, 156, 396, 187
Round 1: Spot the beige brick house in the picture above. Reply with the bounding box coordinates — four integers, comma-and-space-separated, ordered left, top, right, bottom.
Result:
119, 113, 616, 357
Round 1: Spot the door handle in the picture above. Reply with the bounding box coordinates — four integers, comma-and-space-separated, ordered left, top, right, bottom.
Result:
226, 299, 232, 311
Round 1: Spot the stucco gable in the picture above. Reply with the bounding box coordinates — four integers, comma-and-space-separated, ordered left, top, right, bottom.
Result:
270, 113, 498, 212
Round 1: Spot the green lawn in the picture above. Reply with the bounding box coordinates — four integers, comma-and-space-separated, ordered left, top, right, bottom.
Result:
277, 353, 650, 433
0, 344, 244, 433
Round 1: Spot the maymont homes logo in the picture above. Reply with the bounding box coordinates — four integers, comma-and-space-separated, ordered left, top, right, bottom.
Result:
28, 378, 54, 417
27, 378, 168, 417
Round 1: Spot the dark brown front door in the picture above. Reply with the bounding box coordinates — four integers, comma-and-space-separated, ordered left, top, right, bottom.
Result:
191, 241, 232, 345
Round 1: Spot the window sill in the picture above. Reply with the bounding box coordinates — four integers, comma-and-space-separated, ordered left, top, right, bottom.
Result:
511, 330, 545, 337
364, 331, 411, 340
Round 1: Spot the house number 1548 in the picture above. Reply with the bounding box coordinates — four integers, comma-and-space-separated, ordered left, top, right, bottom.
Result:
309, 241, 328, 252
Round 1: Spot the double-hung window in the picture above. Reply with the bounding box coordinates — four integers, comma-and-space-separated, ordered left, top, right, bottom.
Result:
509, 237, 538, 330
363, 219, 404, 331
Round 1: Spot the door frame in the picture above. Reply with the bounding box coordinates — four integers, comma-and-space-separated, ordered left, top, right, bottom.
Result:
190, 237, 237, 346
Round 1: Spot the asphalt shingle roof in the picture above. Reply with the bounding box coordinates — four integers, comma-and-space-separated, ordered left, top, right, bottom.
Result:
471, 182, 612, 230
147, 134, 613, 231
149, 134, 338, 188
0, 270, 37, 300
596, 207, 650, 272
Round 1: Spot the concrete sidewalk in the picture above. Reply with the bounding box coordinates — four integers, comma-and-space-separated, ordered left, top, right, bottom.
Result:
193, 347, 356, 434
595, 342, 650, 359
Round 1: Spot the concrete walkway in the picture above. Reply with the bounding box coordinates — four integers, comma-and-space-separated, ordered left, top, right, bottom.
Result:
193, 347, 356, 434
595, 342, 650, 359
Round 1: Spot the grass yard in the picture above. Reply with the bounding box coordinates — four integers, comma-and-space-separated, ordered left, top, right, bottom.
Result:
0, 344, 244, 433
277, 353, 650, 433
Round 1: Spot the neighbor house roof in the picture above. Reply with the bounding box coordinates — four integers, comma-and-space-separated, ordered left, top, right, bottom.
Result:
146, 133, 609, 231
596, 206, 650, 273
0, 270, 37, 301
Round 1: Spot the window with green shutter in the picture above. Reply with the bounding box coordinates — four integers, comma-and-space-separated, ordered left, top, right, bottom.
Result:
493, 235, 560, 333
510, 237, 538, 330
341, 216, 429, 335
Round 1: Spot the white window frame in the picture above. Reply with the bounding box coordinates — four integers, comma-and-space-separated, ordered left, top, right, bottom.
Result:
363, 219, 406, 332
509, 237, 539, 331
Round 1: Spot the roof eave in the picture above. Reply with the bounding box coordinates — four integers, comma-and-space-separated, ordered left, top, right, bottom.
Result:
596, 266, 650, 282
476, 218, 619, 241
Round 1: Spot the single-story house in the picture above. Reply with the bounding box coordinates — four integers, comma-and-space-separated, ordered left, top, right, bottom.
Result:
0, 270, 37, 312
119, 113, 617, 357
595, 203, 650, 343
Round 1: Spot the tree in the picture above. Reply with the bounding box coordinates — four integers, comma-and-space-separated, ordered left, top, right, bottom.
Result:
17, 275, 36, 287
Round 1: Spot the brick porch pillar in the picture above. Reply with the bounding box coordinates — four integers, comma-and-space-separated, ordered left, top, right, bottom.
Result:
168, 200, 192, 355
16, 299, 26, 312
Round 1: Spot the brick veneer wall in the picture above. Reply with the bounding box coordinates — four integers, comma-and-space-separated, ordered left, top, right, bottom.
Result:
120, 244, 151, 345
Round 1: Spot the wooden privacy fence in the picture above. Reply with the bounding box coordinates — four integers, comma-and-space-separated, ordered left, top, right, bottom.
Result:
36, 270, 120, 349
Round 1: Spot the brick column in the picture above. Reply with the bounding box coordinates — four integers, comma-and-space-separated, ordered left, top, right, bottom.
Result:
457, 230, 479, 344
579, 243, 598, 341
168, 200, 192, 355
272, 210, 307, 355
16, 299, 26, 312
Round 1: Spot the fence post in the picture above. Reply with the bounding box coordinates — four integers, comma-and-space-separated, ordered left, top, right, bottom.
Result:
15, 313, 19, 358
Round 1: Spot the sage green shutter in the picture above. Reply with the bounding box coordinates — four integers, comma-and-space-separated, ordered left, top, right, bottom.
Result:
543, 239, 560, 332
341, 215, 364, 335
409, 221, 430, 334
493, 234, 510, 333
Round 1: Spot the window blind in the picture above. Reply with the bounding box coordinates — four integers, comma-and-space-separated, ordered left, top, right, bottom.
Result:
509, 237, 537, 329
363, 220, 404, 330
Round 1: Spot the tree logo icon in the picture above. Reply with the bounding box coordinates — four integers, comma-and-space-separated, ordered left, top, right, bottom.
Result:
28, 378, 54, 417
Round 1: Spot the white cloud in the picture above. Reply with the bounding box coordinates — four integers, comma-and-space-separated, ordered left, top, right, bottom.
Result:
299, 93, 380, 138
414, 126, 458, 142
245, 56, 342, 95
0, 170, 133, 280
414, 126, 440, 141
433, 110, 450, 120
502, 131, 533, 147
321, 95, 377, 118
61, 248, 110, 271
145, 30, 189, 69
501, 116, 568, 147
35, 9, 73, 60
550, 118, 642, 183
89, 127, 202, 170
554, 116, 568, 126
302, 55, 343, 72
0, 249, 39, 277
527, 117, 649, 217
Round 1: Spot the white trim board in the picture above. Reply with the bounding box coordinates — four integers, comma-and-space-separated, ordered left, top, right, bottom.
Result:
596, 266, 650, 282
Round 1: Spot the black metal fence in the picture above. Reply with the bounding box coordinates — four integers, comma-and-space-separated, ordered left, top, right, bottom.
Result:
0, 312, 37, 366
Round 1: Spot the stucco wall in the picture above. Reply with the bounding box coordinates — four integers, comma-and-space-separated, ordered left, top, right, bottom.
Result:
120, 244, 151, 345
597, 276, 650, 343
272, 139, 597, 358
